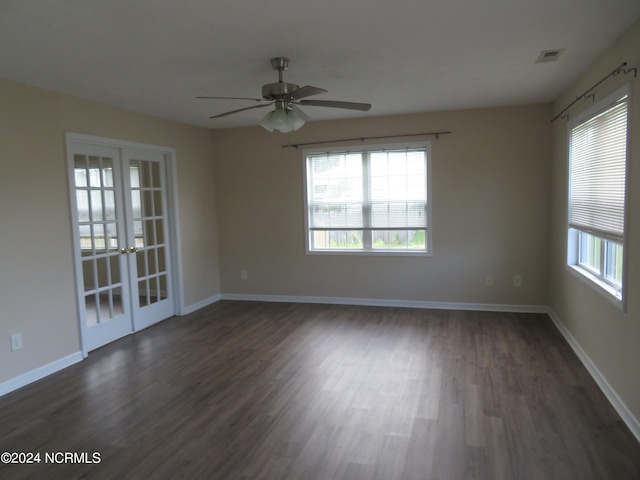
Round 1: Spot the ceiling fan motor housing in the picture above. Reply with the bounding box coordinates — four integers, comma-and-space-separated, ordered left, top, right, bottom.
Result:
262, 82, 301, 101
263, 57, 299, 103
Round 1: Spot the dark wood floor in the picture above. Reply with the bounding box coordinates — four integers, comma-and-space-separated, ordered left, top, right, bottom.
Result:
1, 301, 639, 480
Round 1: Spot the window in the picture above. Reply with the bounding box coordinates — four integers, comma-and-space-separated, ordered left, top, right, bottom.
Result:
304, 142, 431, 255
74, 156, 118, 250
567, 86, 630, 304
74, 159, 145, 250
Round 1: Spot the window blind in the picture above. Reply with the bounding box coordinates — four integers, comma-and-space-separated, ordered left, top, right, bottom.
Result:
569, 97, 628, 241
307, 149, 428, 231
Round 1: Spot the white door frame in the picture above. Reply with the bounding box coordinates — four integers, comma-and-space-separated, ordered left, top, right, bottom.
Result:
66, 132, 184, 357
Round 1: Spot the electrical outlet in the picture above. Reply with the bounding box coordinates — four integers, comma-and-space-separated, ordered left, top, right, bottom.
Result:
11, 333, 23, 351
241, 270, 248, 280
513, 275, 522, 287
485, 275, 494, 287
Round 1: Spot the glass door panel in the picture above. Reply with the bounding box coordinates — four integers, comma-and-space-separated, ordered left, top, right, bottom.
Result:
71, 146, 132, 351
124, 150, 173, 331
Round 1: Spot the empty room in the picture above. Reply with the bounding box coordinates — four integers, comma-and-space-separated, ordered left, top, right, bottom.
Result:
1, 1, 640, 479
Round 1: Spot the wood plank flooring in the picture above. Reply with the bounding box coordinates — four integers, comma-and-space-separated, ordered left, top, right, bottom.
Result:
1, 301, 639, 479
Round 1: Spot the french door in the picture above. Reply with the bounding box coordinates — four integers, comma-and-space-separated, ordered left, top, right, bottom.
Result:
67, 136, 176, 353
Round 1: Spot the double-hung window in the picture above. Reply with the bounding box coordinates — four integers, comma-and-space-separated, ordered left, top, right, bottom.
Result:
304, 142, 431, 255
567, 85, 630, 305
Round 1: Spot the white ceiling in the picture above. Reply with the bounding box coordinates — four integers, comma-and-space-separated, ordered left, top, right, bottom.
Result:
1, 0, 639, 129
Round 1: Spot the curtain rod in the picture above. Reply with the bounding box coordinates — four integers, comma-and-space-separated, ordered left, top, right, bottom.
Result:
282, 131, 452, 149
551, 62, 636, 123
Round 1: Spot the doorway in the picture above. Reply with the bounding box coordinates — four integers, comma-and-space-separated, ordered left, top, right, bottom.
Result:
66, 133, 180, 353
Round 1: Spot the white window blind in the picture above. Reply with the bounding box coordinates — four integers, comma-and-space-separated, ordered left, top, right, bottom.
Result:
307, 149, 427, 231
569, 97, 628, 242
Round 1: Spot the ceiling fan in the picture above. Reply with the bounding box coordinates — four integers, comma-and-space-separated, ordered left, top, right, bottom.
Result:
197, 57, 372, 133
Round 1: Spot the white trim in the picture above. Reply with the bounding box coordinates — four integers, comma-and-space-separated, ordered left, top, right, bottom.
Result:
220, 293, 547, 314
180, 294, 221, 315
165, 148, 185, 315
65, 132, 175, 154
547, 308, 640, 444
565, 264, 623, 309
304, 249, 431, 257
0, 352, 83, 398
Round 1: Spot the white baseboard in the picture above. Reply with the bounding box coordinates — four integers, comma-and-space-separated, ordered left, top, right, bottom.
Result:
547, 308, 640, 444
180, 294, 221, 315
220, 293, 548, 314
0, 351, 83, 398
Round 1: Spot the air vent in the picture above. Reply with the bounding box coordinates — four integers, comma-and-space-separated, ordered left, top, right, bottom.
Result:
536, 49, 565, 63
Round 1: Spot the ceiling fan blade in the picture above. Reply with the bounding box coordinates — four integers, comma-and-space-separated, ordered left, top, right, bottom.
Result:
298, 99, 371, 111
289, 85, 327, 100
197, 96, 267, 102
209, 103, 272, 119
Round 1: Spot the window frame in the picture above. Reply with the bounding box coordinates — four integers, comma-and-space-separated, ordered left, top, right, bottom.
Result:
303, 141, 432, 257
566, 84, 631, 309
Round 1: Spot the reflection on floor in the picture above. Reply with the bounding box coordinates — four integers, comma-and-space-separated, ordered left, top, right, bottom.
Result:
84, 292, 168, 326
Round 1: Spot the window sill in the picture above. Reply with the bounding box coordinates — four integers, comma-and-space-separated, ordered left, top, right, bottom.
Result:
566, 264, 624, 311
307, 249, 431, 257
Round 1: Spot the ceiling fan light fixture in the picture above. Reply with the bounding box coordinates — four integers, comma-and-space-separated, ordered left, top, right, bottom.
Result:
260, 107, 306, 133
287, 107, 307, 131
260, 111, 276, 132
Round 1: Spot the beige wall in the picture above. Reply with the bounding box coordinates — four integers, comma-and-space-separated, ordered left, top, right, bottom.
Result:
0, 78, 220, 384
212, 104, 551, 306
549, 20, 640, 426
